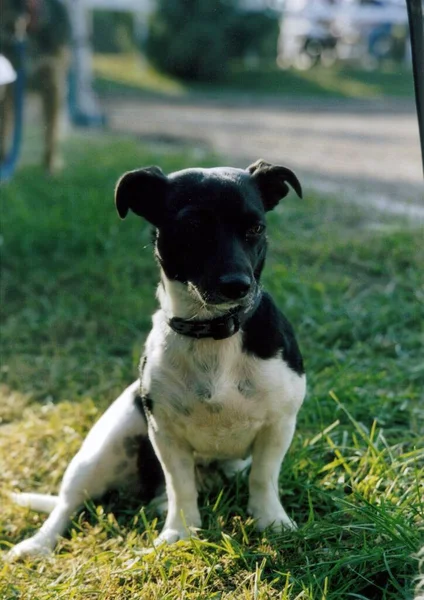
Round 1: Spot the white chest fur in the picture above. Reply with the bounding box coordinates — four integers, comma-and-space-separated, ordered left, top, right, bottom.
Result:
142, 310, 306, 461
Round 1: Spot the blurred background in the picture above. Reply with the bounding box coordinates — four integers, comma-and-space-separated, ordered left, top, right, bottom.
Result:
1, 0, 423, 209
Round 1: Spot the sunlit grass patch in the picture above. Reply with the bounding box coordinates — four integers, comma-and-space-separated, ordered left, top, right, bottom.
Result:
0, 133, 422, 599
93, 52, 186, 97
93, 52, 414, 100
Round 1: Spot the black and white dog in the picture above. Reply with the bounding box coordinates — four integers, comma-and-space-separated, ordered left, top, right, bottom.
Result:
8, 159, 306, 559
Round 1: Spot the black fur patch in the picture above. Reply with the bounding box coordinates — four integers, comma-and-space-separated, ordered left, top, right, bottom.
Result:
137, 436, 165, 502
242, 292, 304, 375
143, 395, 154, 414
123, 435, 145, 459
132, 395, 165, 501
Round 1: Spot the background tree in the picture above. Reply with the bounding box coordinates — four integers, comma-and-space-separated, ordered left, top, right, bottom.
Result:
145, 0, 278, 81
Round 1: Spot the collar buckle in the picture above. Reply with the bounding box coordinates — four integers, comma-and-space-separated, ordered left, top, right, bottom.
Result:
211, 315, 240, 340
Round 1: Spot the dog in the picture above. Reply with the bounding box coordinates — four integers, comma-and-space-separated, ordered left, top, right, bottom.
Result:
7, 159, 306, 560
0, 0, 71, 173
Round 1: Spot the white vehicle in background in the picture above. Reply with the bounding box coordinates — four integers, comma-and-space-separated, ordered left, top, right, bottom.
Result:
277, 0, 410, 70
0, 55, 16, 89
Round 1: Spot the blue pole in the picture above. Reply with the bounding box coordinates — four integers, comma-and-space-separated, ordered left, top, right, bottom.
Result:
67, 64, 106, 128
0, 40, 26, 182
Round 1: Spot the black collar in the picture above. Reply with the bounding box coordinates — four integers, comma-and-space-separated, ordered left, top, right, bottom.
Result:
168, 290, 262, 340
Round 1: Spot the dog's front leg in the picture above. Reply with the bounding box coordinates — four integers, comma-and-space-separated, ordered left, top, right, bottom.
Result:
150, 430, 200, 544
248, 417, 297, 531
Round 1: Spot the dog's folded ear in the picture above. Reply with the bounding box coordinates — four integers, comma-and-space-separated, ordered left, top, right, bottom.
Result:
115, 166, 168, 225
247, 159, 302, 211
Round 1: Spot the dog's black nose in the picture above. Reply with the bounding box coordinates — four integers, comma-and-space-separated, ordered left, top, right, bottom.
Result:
218, 274, 252, 300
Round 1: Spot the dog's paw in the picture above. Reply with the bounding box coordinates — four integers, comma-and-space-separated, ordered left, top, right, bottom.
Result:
154, 527, 191, 546
254, 512, 297, 532
154, 518, 201, 546
6, 537, 52, 561
219, 457, 252, 479
248, 502, 297, 532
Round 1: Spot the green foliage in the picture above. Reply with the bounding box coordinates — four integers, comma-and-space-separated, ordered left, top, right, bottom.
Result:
145, 0, 235, 81
0, 134, 423, 599
145, 0, 278, 81
227, 11, 279, 63
92, 10, 135, 54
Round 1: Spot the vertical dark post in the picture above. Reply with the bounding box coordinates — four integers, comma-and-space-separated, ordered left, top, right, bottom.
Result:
406, 0, 424, 177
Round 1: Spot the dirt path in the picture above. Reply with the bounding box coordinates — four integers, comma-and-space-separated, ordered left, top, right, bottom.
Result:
103, 95, 424, 220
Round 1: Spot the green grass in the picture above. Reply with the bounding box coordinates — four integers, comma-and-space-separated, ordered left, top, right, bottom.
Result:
93, 53, 415, 100
0, 134, 423, 599
221, 63, 414, 99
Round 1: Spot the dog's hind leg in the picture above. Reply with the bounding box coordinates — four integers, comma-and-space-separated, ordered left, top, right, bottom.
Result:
8, 380, 149, 560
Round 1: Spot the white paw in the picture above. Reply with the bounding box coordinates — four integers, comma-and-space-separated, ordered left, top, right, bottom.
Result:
154, 527, 191, 546
6, 537, 52, 561
269, 513, 297, 532
248, 501, 297, 532
220, 457, 252, 479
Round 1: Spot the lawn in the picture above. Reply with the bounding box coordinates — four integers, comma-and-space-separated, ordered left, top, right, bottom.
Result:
93, 53, 415, 101
0, 134, 423, 599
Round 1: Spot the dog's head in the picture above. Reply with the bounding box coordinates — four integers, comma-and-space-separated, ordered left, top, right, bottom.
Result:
115, 160, 302, 310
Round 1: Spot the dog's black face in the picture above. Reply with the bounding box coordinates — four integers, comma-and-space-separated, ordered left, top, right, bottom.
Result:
156, 170, 269, 305
115, 160, 302, 307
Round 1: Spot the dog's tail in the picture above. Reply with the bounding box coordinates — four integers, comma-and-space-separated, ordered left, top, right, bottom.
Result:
10, 492, 59, 514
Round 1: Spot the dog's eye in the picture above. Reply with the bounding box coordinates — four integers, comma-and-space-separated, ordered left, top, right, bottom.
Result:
246, 224, 265, 238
